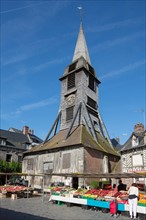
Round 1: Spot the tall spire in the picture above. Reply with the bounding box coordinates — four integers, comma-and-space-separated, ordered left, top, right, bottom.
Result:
72, 22, 91, 64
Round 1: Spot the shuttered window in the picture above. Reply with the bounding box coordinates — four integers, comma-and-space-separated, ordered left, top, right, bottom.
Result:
68, 62, 77, 72
87, 96, 97, 109
27, 159, 33, 170
88, 64, 95, 75
62, 153, 71, 169
88, 75, 95, 91
67, 73, 75, 90
43, 162, 53, 173
66, 106, 74, 121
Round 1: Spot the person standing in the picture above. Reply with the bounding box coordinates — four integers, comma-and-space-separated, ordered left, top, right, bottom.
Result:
118, 179, 125, 192
64, 177, 70, 188
128, 183, 139, 219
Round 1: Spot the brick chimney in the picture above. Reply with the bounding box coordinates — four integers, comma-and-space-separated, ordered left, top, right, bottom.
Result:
134, 123, 144, 133
22, 126, 29, 135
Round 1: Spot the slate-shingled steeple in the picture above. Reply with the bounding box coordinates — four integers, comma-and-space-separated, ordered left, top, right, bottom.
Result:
44, 21, 113, 147
72, 22, 91, 64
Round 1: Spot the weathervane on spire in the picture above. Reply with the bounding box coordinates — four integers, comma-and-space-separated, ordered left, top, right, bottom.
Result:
77, 6, 83, 23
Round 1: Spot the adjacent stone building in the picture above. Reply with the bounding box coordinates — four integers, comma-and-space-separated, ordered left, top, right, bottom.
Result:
120, 123, 146, 186
22, 22, 120, 189
0, 126, 43, 163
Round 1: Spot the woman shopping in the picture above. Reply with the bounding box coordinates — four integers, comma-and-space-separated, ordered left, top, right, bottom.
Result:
128, 183, 139, 219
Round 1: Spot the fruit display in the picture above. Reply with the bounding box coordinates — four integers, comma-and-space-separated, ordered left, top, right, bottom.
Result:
138, 193, 146, 207
50, 187, 146, 207
0, 185, 28, 193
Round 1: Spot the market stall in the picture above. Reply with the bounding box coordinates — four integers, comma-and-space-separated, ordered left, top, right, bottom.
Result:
0, 172, 145, 216
0, 185, 33, 199
49, 187, 146, 214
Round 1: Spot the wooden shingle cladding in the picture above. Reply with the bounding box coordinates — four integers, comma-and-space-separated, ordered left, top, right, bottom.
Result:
22, 125, 120, 187
24, 125, 120, 157
84, 148, 120, 174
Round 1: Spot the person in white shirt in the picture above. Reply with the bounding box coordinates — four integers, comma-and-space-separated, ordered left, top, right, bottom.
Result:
64, 177, 70, 188
128, 183, 139, 219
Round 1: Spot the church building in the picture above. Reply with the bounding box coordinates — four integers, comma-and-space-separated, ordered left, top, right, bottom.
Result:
22, 21, 120, 189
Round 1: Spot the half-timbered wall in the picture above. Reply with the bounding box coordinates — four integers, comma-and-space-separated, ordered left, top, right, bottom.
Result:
121, 146, 146, 173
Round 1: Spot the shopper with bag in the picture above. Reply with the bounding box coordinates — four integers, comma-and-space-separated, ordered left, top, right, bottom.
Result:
128, 183, 139, 219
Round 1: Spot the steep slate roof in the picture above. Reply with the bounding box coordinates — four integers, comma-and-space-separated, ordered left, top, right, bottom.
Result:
72, 23, 91, 64
24, 125, 120, 157
8, 127, 43, 144
28, 133, 43, 144
0, 129, 30, 150
120, 131, 145, 152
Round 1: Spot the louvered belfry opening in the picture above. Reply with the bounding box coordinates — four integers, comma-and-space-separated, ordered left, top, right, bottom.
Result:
66, 106, 74, 121
67, 73, 75, 90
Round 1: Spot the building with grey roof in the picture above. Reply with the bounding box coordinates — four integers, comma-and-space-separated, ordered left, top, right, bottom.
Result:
120, 123, 146, 186
0, 126, 43, 163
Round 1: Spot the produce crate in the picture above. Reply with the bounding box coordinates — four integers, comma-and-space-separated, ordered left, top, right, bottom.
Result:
138, 203, 146, 207
0, 193, 6, 198
52, 192, 60, 196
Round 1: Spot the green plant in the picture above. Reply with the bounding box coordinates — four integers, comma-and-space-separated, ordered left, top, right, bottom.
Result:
0, 160, 22, 173
90, 180, 99, 189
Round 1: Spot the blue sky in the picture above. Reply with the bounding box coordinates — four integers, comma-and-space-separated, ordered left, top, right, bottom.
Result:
1, 0, 145, 144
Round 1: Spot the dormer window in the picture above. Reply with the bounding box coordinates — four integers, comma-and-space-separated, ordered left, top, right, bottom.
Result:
0, 139, 6, 146
132, 135, 139, 147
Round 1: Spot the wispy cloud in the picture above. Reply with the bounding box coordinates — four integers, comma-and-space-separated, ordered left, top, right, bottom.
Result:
1, 97, 58, 120
100, 60, 146, 80
0, 2, 46, 14
18, 98, 57, 112
2, 56, 70, 82
87, 17, 144, 33
92, 31, 145, 51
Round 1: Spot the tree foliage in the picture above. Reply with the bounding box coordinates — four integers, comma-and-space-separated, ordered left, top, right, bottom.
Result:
0, 160, 22, 173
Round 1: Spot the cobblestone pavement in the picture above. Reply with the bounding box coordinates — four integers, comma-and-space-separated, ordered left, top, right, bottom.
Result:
0, 196, 132, 220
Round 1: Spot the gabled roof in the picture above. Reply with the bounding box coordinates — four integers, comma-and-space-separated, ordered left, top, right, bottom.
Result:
0, 129, 30, 150
28, 133, 43, 144
24, 125, 120, 157
120, 131, 146, 152
8, 127, 43, 144
72, 23, 91, 64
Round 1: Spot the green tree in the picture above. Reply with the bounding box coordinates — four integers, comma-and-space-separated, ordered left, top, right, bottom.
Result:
0, 160, 22, 173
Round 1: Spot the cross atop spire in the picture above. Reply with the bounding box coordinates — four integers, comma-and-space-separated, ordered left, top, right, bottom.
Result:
72, 7, 91, 64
